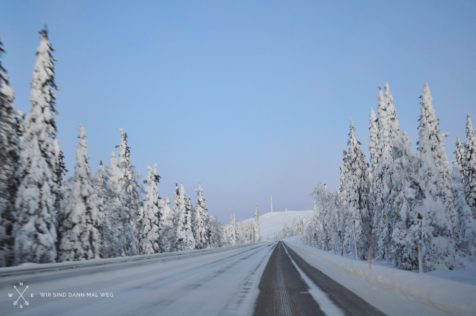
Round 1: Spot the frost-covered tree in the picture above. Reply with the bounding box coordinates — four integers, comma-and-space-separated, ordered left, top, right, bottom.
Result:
452, 136, 475, 256
229, 214, 237, 245
174, 184, 195, 250
185, 197, 194, 239
451, 163, 475, 258
254, 206, 260, 243
375, 83, 400, 162
372, 83, 402, 261
53, 139, 67, 255
158, 197, 175, 252
334, 164, 347, 255
388, 133, 425, 270
454, 137, 465, 174
208, 215, 224, 248
138, 164, 160, 254
59, 126, 100, 261
14, 28, 59, 264
310, 184, 335, 250
193, 185, 209, 249
341, 120, 370, 259
118, 129, 139, 255
93, 161, 108, 256
463, 114, 476, 217
417, 83, 456, 270
102, 151, 129, 258
238, 220, 255, 244
0, 41, 23, 266
369, 107, 379, 169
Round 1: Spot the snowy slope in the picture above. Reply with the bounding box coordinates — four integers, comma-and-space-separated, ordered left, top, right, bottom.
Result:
244, 210, 312, 239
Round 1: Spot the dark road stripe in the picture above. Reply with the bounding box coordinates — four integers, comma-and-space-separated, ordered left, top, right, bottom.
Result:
284, 242, 386, 316
254, 242, 325, 316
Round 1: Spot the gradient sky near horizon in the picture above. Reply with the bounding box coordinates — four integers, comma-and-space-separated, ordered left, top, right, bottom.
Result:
1, 0, 475, 222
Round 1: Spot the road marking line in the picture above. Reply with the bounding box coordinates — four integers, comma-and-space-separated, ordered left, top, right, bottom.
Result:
283, 244, 344, 316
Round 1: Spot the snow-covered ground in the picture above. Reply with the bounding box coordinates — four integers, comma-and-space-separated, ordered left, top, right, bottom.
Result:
0, 243, 274, 315
244, 209, 312, 239
285, 237, 476, 316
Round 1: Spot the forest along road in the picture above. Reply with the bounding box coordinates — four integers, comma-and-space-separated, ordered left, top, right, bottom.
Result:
0, 243, 274, 316
254, 241, 385, 316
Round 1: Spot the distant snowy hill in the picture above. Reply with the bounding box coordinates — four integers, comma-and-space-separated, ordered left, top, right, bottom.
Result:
244, 210, 312, 239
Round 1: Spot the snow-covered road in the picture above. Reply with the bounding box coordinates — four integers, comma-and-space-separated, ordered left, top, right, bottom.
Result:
3, 239, 472, 316
0, 243, 274, 316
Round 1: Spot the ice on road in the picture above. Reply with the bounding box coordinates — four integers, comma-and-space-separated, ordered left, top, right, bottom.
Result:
0, 243, 274, 316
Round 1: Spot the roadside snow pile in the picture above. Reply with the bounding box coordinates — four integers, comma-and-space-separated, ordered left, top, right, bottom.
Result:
285, 239, 476, 316
0, 244, 251, 277
244, 210, 312, 239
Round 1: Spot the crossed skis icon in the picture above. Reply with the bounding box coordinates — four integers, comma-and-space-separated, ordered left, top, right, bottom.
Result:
9, 283, 29, 308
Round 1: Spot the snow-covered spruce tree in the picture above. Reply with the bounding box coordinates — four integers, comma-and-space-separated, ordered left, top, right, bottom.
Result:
138, 164, 160, 254
369, 107, 379, 169
451, 160, 476, 258
93, 161, 108, 256
118, 129, 139, 255
174, 184, 195, 250
389, 133, 425, 270
158, 197, 175, 252
102, 151, 129, 258
311, 184, 336, 250
341, 120, 371, 260
367, 106, 379, 261
240, 221, 254, 244
254, 206, 260, 243
208, 215, 224, 248
372, 83, 401, 261
59, 126, 100, 261
229, 214, 237, 245
186, 197, 195, 239
463, 114, 476, 217
0, 41, 23, 266
334, 163, 347, 255
454, 138, 465, 174
417, 83, 456, 270
452, 137, 476, 256
53, 139, 67, 255
193, 185, 209, 249
14, 28, 59, 264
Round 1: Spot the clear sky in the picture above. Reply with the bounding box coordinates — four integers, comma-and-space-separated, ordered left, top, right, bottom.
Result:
1, 0, 475, 222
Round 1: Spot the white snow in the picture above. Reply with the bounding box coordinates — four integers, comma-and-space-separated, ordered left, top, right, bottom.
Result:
285, 238, 476, 316
243, 210, 312, 239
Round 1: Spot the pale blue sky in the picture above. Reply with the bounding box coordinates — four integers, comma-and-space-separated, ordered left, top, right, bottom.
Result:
1, 0, 475, 222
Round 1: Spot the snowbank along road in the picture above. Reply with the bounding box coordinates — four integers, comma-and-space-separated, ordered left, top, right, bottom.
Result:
1, 241, 387, 315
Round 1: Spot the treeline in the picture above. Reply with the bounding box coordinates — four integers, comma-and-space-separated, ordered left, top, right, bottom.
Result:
0, 29, 230, 267
223, 207, 261, 245
286, 83, 476, 271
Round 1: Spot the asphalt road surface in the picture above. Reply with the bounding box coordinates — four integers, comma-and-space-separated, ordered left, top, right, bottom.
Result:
254, 241, 385, 316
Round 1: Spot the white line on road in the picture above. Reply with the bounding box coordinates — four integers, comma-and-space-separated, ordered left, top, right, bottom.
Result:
283, 244, 344, 316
